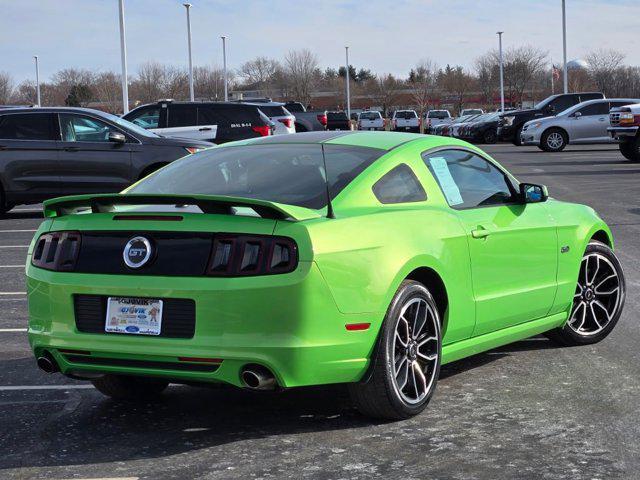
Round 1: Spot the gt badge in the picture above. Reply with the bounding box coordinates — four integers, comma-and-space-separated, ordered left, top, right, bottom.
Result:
123, 236, 153, 269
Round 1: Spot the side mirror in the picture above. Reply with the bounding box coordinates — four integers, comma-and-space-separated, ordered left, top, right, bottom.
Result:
520, 183, 548, 203
545, 105, 556, 115
108, 131, 126, 143
573, 111, 582, 118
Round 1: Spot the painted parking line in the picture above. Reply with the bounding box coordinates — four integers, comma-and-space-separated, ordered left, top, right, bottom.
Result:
0, 265, 24, 268
0, 229, 37, 233
0, 385, 94, 391
0, 328, 27, 332
0, 245, 29, 248
0, 292, 26, 295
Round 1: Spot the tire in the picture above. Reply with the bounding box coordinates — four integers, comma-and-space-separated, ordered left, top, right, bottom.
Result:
512, 125, 523, 146
541, 128, 568, 152
294, 123, 307, 133
546, 241, 625, 346
138, 163, 168, 180
619, 137, 640, 162
91, 374, 169, 400
0, 188, 11, 215
483, 129, 497, 144
349, 280, 442, 420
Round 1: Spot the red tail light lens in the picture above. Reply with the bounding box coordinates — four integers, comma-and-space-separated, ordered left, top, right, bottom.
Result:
317, 114, 327, 126
278, 118, 293, 128
207, 234, 298, 276
252, 125, 271, 137
31, 231, 81, 271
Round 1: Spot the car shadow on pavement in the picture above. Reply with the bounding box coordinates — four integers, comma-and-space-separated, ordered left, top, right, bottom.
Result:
0, 335, 561, 471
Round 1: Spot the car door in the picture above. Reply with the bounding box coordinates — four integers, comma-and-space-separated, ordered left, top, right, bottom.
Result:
57, 112, 132, 194
124, 105, 161, 132
566, 102, 609, 143
0, 112, 61, 202
422, 148, 558, 336
153, 104, 212, 141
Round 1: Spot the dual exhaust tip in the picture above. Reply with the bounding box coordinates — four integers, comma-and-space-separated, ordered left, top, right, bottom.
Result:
241, 365, 276, 390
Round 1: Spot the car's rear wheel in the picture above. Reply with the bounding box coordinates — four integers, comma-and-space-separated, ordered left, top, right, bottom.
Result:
541, 128, 568, 152
483, 129, 497, 144
92, 374, 169, 400
547, 241, 625, 346
349, 280, 441, 420
619, 137, 640, 161
512, 125, 523, 146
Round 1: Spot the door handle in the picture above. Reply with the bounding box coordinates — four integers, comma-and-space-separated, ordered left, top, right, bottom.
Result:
598, 118, 606, 122
0, 145, 7, 150
65, 146, 80, 152
199, 127, 212, 131
471, 226, 491, 239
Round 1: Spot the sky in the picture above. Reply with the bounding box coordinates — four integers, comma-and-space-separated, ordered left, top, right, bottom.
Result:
2, 0, 640, 84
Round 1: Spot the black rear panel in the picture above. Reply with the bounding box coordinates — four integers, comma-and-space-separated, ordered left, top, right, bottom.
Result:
74, 295, 196, 338
75, 231, 213, 276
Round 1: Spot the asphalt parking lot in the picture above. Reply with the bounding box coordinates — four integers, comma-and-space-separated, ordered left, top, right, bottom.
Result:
1, 143, 639, 480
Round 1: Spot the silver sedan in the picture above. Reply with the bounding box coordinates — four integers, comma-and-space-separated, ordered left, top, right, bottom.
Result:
521, 98, 640, 151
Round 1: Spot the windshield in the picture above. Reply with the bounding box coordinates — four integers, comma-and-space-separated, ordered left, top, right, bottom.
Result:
102, 111, 159, 138
360, 112, 381, 120
427, 111, 449, 119
128, 144, 383, 210
396, 111, 417, 119
534, 95, 556, 110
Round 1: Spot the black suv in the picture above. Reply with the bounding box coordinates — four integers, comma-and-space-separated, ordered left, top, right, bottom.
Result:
498, 92, 605, 145
123, 101, 274, 144
0, 107, 212, 212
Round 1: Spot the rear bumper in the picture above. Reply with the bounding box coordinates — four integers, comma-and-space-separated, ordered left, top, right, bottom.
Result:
27, 262, 380, 388
497, 125, 516, 141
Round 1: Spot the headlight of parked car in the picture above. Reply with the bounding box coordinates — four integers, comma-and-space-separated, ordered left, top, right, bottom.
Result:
503, 116, 515, 127
529, 122, 542, 130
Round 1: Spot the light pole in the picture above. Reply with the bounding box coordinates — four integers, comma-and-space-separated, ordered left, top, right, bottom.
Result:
497, 31, 505, 112
33, 55, 41, 107
221, 36, 228, 101
345, 46, 351, 122
118, 0, 129, 114
562, 0, 568, 93
183, 3, 194, 101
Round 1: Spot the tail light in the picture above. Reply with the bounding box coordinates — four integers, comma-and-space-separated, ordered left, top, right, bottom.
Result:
31, 231, 81, 271
252, 125, 271, 137
184, 146, 205, 154
278, 118, 293, 128
317, 114, 327, 127
207, 234, 298, 276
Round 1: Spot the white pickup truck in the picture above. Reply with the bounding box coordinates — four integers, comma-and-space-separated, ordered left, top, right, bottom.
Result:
357, 111, 385, 130
392, 110, 420, 133
424, 110, 453, 133
608, 103, 640, 161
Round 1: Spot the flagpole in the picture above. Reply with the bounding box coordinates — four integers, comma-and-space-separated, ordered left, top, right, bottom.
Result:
551, 65, 555, 95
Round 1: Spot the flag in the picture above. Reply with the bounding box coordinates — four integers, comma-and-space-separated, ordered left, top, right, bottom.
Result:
552, 65, 561, 81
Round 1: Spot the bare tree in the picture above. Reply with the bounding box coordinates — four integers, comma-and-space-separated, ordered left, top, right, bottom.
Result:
474, 53, 499, 107
410, 59, 438, 133
194, 65, 226, 100
586, 49, 625, 95
0, 72, 14, 104
239, 57, 280, 87
93, 72, 121, 113
368, 74, 400, 116
283, 49, 319, 105
439, 65, 476, 114
131, 62, 188, 103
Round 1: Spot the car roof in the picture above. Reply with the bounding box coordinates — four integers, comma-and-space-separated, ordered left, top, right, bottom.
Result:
227, 131, 470, 151
0, 106, 111, 116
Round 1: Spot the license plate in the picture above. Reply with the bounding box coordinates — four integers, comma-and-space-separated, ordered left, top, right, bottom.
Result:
105, 297, 163, 335
405, 126, 410, 130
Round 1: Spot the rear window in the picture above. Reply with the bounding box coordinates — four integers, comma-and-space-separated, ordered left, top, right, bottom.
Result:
129, 144, 383, 210
395, 111, 417, 119
372, 164, 427, 204
0, 113, 54, 140
284, 102, 305, 113
327, 112, 348, 120
168, 105, 197, 127
427, 111, 449, 119
359, 112, 381, 120
255, 106, 288, 117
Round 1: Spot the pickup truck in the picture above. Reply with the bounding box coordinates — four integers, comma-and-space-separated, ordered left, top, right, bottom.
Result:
283, 102, 328, 132
424, 110, 453, 133
325, 111, 352, 131
357, 111, 385, 130
392, 110, 420, 133
498, 92, 604, 145
608, 103, 640, 161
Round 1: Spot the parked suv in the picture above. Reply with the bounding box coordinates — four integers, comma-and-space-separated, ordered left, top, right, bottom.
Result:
608, 102, 640, 161
0, 107, 212, 212
234, 99, 295, 135
521, 98, 640, 151
283, 102, 327, 132
325, 111, 351, 131
123, 101, 273, 144
357, 111, 385, 130
392, 110, 420, 133
424, 110, 452, 133
498, 92, 605, 145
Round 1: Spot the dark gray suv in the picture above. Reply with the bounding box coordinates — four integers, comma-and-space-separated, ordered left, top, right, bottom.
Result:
0, 107, 213, 212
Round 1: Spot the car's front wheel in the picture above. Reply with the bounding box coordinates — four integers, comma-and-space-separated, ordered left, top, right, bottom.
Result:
92, 374, 169, 400
349, 280, 442, 419
547, 241, 625, 346
541, 128, 568, 152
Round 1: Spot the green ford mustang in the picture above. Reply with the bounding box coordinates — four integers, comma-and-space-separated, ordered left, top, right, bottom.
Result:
26, 131, 625, 419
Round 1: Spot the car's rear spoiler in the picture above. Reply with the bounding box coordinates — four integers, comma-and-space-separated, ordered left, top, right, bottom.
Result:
42, 193, 322, 222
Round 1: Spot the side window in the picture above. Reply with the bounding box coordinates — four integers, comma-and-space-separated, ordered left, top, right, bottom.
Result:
0, 113, 54, 140
197, 107, 221, 126
577, 103, 608, 116
59, 114, 118, 142
550, 95, 577, 112
372, 164, 427, 204
609, 101, 634, 109
127, 107, 160, 129
423, 149, 517, 209
167, 105, 197, 127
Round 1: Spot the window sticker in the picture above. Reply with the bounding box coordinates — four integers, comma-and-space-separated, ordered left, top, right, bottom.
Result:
429, 157, 464, 206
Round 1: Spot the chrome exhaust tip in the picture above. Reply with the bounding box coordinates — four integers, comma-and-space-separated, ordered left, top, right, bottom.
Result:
36, 355, 59, 374
241, 365, 276, 390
